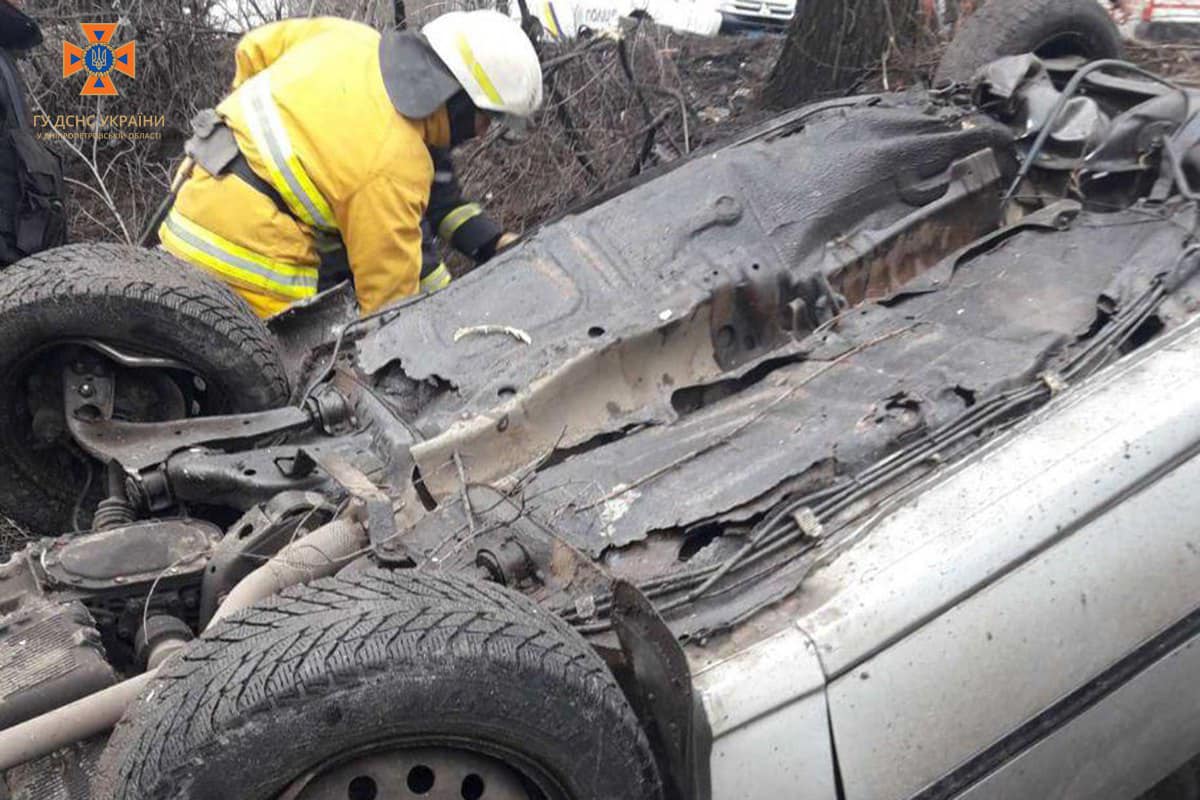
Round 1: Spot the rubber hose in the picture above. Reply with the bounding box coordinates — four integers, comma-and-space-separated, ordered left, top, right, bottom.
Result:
0, 518, 368, 771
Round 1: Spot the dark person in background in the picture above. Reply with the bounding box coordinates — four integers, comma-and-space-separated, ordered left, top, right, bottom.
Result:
0, 0, 65, 266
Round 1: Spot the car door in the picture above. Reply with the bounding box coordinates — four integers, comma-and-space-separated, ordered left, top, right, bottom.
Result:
802, 318, 1200, 799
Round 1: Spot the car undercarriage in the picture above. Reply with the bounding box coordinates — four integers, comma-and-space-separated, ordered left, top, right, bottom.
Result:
2, 54, 1200, 799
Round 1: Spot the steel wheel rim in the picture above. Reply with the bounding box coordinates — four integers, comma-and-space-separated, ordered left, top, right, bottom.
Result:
280, 742, 568, 800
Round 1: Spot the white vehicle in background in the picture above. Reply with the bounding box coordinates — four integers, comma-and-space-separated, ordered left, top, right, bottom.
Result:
707, 0, 794, 30
506, 0, 1185, 48
511, 0, 724, 38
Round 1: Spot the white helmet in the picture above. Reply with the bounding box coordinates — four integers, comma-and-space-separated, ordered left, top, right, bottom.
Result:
423, 10, 544, 129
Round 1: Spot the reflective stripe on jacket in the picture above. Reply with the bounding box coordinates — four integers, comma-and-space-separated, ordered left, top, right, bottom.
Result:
417, 146, 503, 294
425, 147, 501, 261
238, 72, 338, 232
161, 17, 451, 317
161, 207, 318, 301
419, 261, 452, 293
437, 202, 484, 241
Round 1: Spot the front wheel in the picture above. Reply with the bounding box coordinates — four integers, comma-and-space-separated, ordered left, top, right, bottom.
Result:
98, 570, 665, 800
0, 243, 289, 538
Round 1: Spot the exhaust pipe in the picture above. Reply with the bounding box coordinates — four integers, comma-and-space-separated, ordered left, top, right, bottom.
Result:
0, 518, 367, 770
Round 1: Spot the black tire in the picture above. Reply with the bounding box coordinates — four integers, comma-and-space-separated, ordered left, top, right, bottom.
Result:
99, 569, 664, 800
0, 243, 289, 535
935, 0, 1123, 85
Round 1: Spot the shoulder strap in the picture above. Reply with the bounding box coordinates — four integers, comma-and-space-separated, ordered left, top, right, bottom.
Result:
226, 152, 292, 218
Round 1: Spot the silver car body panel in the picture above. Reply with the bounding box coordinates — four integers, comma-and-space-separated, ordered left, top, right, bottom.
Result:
693, 625, 838, 800
829, 438, 1200, 799
696, 317, 1200, 799
959, 635, 1200, 800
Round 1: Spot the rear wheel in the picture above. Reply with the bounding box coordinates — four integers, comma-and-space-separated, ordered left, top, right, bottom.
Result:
935, 0, 1124, 84
0, 243, 289, 539
98, 570, 664, 800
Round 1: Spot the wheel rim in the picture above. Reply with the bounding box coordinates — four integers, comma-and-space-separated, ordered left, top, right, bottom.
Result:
281, 745, 554, 800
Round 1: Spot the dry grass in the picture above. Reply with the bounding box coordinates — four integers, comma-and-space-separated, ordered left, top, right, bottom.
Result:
455, 25, 783, 235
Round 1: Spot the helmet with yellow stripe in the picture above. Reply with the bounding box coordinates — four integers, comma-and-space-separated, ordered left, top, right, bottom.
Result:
422, 10, 543, 129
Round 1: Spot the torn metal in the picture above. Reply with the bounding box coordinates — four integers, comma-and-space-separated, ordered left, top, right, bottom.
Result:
404, 197, 1200, 639
344, 65, 1200, 638
362, 98, 1014, 502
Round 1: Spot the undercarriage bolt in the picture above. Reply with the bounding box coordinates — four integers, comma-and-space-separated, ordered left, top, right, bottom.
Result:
77, 382, 95, 398
475, 539, 533, 586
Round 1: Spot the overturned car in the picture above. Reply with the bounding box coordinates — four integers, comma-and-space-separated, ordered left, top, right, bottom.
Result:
0, 54, 1199, 800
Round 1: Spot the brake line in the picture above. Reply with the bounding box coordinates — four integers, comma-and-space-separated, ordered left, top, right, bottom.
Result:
562, 276, 1173, 633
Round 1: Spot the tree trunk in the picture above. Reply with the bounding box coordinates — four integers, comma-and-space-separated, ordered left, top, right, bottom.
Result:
762, 0, 919, 109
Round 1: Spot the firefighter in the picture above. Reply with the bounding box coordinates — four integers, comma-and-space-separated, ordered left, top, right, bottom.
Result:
162, 10, 542, 317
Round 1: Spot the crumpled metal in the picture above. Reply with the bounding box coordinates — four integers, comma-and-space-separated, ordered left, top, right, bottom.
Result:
975, 54, 1110, 167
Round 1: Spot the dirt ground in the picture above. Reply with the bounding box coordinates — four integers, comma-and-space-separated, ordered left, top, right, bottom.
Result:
1130, 38, 1200, 81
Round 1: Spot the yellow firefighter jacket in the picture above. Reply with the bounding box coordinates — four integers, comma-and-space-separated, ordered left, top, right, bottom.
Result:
160, 18, 450, 317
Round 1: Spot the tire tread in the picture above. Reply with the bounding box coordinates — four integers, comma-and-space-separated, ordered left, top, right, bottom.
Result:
936, 0, 1122, 84
100, 570, 661, 800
